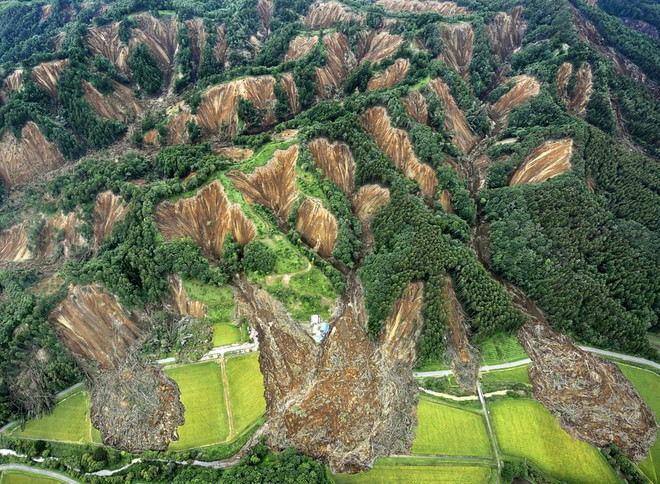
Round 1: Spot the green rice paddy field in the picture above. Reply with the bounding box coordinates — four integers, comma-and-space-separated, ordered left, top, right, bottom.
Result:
333, 459, 495, 483
225, 352, 266, 434
0, 470, 62, 484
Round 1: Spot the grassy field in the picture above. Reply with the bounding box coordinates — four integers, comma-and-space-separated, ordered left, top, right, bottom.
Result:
490, 398, 618, 483
617, 363, 660, 482
271, 235, 308, 274
478, 333, 528, 365
0, 470, 62, 484
225, 353, 266, 434
11, 388, 100, 444
480, 365, 530, 385
183, 280, 234, 323
212, 323, 242, 346
334, 459, 494, 483
166, 362, 229, 450
412, 399, 491, 457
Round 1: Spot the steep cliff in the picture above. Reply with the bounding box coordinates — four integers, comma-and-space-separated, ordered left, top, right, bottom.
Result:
403, 90, 429, 125
509, 139, 573, 186
0, 222, 31, 262
129, 13, 178, 72
285, 35, 319, 62
0, 121, 65, 187
308, 138, 356, 195
556, 62, 593, 117
488, 6, 527, 62
490, 75, 541, 130
361, 106, 438, 202
429, 78, 478, 154
31, 59, 68, 97
377, 0, 467, 15
155, 180, 256, 260
235, 273, 419, 472
367, 58, 410, 91
295, 197, 338, 258
356, 31, 403, 65
227, 145, 300, 222
304, 1, 359, 30
316, 32, 356, 96
439, 23, 473, 80
167, 274, 208, 319
93, 191, 129, 246
83, 80, 142, 122
86, 22, 130, 73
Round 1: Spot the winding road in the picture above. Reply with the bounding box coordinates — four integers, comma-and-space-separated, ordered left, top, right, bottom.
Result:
0, 464, 78, 484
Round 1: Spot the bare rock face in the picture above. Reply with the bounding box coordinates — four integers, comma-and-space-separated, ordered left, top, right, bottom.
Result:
0, 222, 31, 261
168, 274, 208, 319
367, 58, 410, 91
285, 35, 319, 61
235, 273, 421, 473
439, 23, 473, 80
228, 145, 299, 222
428, 78, 478, 155
31, 60, 68, 97
90, 358, 185, 452
316, 32, 356, 96
488, 6, 527, 62
155, 180, 256, 260
490, 75, 541, 131
509, 139, 573, 186
356, 31, 403, 65
377, 0, 467, 15
295, 198, 338, 258
83, 80, 142, 122
556, 62, 593, 117
519, 322, 658, 462
308, 138, 356, 195
93, 191, 129, 246
86, 22, 130, 74
403, 90, 429, 125
361, 106, 437, 202
0, 121, 65, 187
129, 13, 178, 72
304, 1, 359, 30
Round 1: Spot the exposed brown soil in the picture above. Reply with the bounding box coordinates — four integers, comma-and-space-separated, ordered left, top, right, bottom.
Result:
234, 272, 419, 473
361, 106, 438, 202
295, 197, 338, 258
86, 22, 130, 74
129, 13, 178, 73
509, 138, 573, 186
227, 145, 299, 223
214, 146, 254, 161
185, 18, 207, 66
519, 321, 658, 462
280, 73, 301, 114
31, 59, 68, 97
439, 23, 473, 80
356, 31, 403, 65
2, 69, 24, 98
316, 32, 356, 96
439, 189, 452, 213
93, 191, 129, 246
257, 0, 274, 34
0, 222, 31, 261
49, 284, 143, 369
285, 35, 319, 62
168, 274, 208, 319
367, 58, 410, 91
214, 25, 228, 64
304, 1, 360, 30
83, 80, 142, 122
308, 138, 356, 195
351, 184, 390, 252
0, 121, 65, 187
155, 180, 256, 260
379, 282, 425, 365
490, 75, 541, 131
429, 78, 478, 154
488, 6, 527, 62
403, 90, 428, 125
376, 0, 467, 15
272, 129, 299, 142
556, 62, 593, 117
623, 18, 659, 40
36, 211, 86, 259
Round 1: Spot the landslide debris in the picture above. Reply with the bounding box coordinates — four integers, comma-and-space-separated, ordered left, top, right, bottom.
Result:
0, 222, 31, 262
352, 184, 390, 252
556, 62, 593, 117
214, 146, 254, 161
488, 6, 527, 62
509, 139, 573, 186
0, 121, 65, 187
155, 180, 256, 260
356, 31, 403, 65
285, 35, 319, 62
93, 191, 129, 246
227, 145, 299, 222
280, 73, 301, 115
367, 58, 410, 91
429, 78, 478, 154
129, 13, 178, 73
379, 282, 425, 365
295, 197, 338, 258
490, 75, 541, 131
36, 211, 86, 259
361, 106, 438, 202
83, 80, 142, 122
308, 138, 356, 195
439, 23, 473, 80
304, 1, 359, 30
234, 273, 420, 473
376, 0, 467, 16
31, 59, 68, 97
86, 22, 130, 73
403, 89, 428, 125
519, 321, 658, 462
316, 32, 356, 96
168, 274, 208, 319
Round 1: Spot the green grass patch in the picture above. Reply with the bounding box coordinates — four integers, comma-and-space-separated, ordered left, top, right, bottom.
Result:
165, 362, 229, 450
226, 353, 266, 434
183, 280, 234, 323
617, 363, 660, 482
480, 365, 530, 385
271, 235, 308, 274
490, 398, 618, 484
11, 388, 100, 444
412, 399, 491, 457
240, 140, 297, 173
0, 470, 62, 484
478, 333, 528, 365
333, 460, 494, 483
212, 323, 242, 347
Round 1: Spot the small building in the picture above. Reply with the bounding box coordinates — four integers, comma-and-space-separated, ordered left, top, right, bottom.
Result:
310, 314, 330, 343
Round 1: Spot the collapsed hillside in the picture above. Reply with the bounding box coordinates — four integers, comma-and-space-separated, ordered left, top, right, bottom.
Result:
509, 139, 574, 186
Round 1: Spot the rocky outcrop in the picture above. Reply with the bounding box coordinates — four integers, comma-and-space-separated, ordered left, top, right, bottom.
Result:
37, 211, 85, 259
0, 122, 65, 187
285, 35, 319, 61
556, 62, 593, 117
129, 13, 178, 72
86, 22, 130, 73
439, 23, 473, 80
377, 0, 467, 15
83, 80, 142, 122
93, 191, 129, 246
31, 60, 68, 97
379, 282, 425, 365
308, 138, 355, 195
490, 75, 541, 130
488, 7, 527, 62
295, 198, 338, 258
519, 321, 657, 462
304, 1, 359, 30
49, 284, 143, 369
234, 273, 419, 472
168, 274, 208, 319
356, 31, 403, 65
367, 58, 410, 91
0, 222, 31, 261
403, 90, 429, 125
316, 32, 356, 96
361, 106, 438, 202
509, 139, 573, 186
429, 78, 478, 154
280, 73, 300, 115
155, 180, 256, 260
228, 145, 300, 222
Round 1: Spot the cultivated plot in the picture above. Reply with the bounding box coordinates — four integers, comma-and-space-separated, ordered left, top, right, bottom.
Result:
225, 352, 266, 434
